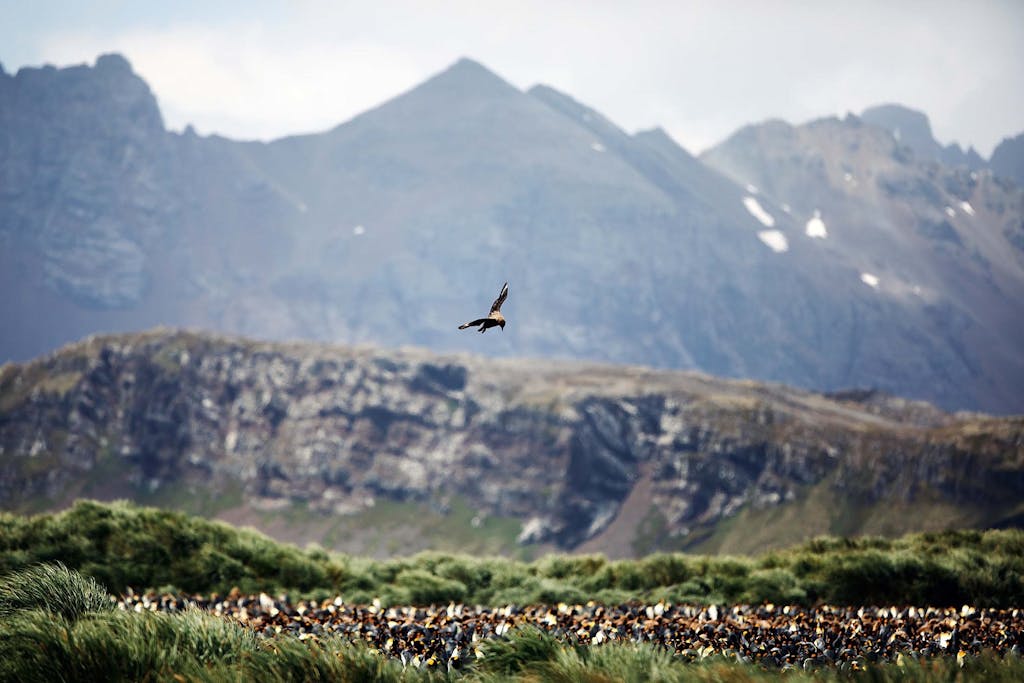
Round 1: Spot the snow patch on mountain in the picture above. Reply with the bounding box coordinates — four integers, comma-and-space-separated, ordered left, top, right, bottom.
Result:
758, 230, 789, 253
743, 196, 775, 227
805, 210, 827, 238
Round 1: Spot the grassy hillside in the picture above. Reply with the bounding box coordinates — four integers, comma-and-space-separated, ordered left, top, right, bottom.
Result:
2, 499, 1022, 607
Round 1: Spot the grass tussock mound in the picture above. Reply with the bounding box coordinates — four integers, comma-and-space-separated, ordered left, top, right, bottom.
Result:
0, 561, 113, 621
1, 499, 1023, 607
0, 499, 339, 594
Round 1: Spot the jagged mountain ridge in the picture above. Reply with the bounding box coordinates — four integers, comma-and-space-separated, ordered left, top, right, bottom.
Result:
860, 104, 987, 170
2, 55, 1024, 412
2, 330, 1022, 558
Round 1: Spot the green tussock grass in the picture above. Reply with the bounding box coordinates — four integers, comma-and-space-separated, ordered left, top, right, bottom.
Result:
1, 500, 1023, 607
0, 561, 113, 621
3, 565, 1024, 683
0, 601, 422, 683
0, 499, 342, 595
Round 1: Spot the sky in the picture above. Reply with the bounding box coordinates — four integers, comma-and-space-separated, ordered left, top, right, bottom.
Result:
2, 1, 1022, 156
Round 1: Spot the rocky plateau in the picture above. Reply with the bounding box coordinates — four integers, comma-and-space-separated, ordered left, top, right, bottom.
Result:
2, 330, 1022, 558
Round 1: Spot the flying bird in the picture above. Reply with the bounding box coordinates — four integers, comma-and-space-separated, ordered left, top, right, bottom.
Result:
458, 282, 508, 333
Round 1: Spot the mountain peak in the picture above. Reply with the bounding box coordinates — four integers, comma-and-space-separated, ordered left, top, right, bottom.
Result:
861, 103, 984, 170
94, 52, 134, 74
634, 127, 698, 159
635, 126, 673, 144
861, 103, 935, 151
5, 53, 163, 136
337, 56, 525, 132
450, 56, 490, 73
419, 57, 519, 97
991, 132, 1024, 186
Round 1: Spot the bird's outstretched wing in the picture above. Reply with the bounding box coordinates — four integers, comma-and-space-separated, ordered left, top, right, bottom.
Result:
459, 318, 489, 329
490, 282, 509, 313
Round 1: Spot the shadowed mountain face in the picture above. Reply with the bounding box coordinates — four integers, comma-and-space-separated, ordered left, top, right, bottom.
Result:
2, 56, 1024, 412
990, 132, 1024, 187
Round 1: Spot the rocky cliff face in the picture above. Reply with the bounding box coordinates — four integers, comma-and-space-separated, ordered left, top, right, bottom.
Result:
2, 330, 1021, 557
0, 54, 174, 308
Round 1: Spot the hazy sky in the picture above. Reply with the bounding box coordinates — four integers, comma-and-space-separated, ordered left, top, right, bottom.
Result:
3, 1, 1022, 156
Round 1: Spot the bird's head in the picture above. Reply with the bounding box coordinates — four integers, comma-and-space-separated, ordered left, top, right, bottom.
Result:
499, 320, 506, 330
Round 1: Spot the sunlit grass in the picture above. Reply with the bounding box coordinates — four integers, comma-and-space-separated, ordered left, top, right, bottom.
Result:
1, 500, 1022, 607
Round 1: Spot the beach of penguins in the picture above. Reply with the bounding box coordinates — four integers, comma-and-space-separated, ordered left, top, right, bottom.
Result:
119, 591, 1024, 671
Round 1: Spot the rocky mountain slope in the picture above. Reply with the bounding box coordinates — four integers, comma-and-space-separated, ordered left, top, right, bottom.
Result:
2, 330, 1021, 558
2, 56, 1024, 413
701, 108, 1024, 413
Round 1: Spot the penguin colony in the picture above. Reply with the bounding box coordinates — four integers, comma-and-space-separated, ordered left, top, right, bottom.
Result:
119, 592, 1023, 671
